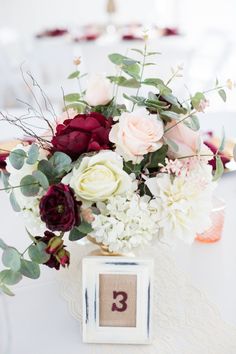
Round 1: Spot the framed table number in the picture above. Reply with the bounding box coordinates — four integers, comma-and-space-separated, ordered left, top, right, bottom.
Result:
82, 256, 153, 344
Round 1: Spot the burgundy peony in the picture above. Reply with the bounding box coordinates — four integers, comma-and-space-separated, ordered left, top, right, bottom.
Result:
51, 112, 113, 160
39, 231, 70, 270
39, 183, 80, 232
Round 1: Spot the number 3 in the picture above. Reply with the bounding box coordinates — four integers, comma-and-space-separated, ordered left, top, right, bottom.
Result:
112, 291, 128, 312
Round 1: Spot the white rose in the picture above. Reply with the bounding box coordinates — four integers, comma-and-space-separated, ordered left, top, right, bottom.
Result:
109, 108, 164, 163
63, 151, 132, 202
85, 74, 113, 106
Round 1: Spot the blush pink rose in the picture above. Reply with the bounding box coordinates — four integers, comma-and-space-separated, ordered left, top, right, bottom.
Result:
109, 108, 164, 163
164, 119, 212, 159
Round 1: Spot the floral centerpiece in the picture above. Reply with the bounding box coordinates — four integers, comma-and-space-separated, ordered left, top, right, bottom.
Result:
0, 41, 234, 296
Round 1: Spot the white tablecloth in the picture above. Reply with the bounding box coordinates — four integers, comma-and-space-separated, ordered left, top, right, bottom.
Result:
0, 170, 236, 354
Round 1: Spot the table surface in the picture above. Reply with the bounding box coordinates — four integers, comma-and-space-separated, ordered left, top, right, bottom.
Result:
0, 170, 236, 354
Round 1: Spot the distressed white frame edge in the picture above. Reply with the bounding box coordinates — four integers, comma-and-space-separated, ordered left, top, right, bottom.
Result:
82, 256, 153, 344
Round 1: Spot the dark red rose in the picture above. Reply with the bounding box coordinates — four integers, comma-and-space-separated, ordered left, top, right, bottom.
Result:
38, 231, 70, 270
204, 141, 230, 170
39, 183, 80, 232
0, 153, 8, 170
51, 112, 113, 160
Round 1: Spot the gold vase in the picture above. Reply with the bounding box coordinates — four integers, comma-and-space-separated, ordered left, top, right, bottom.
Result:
87, 235, 123, 257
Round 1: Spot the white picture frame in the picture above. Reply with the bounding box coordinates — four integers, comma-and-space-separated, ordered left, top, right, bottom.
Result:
82, 256, 153, 344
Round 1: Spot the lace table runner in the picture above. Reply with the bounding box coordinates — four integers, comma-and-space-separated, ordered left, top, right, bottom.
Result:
59, 242, 236, 354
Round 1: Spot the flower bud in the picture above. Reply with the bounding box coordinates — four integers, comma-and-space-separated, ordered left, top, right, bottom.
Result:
56, 249, 70, 267
73, 57, 81, 66
46, 236, 63, 254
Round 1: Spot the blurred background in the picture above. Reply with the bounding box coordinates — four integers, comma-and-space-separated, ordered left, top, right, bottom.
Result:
0, 0, 236, 137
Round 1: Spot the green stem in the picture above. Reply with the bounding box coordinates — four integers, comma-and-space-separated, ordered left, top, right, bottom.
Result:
165, 67, 182, 86
164, 110, 197, 133
181, 85, 226, 105
21, 243, 34, 257
131, 42, 147, 111
0, 183, 39, 192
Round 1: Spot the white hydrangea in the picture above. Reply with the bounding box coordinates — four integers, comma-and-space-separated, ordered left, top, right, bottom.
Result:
146, 159, 215, 244
92, 193, 160, 253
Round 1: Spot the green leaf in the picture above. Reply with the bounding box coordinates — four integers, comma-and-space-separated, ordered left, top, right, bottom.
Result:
78, 221, 93, 234
191, 92, 205, 110
10, 191, 21, 212
20, 175, 40, 197
144, 63, 156, 66
218, 128, 226, 152
122, 63, 140, 80
184, 115, 200, 131
28, 242, 50, 264
164, 138, 179, 152
215, 78, 219, 86
49, 152, 72, 174
142, 145, 168, 169
131, 48, 144, 55
68, 70, 80, 79
161, 111, 180, 120
2, 247, 21, 272
69, 227, 87, 241
0, 171, 10, 189
26, 144, 39, 165
147, 51, 161, 56
108, 53, 139, 66
123, 161, 141, 176
64, 93, 81, 102
0, 239, 8, 250
0, 284, 14, 296
0, 270, 22, 285
32, 170, 49, 189
9, 149, 27, 170
63, 103, 85, 113
38, 160, 58, 184
20, 259, 40, 279
108, 76, 141, 88
213, 155, 224, 181
143, 78, 165, 87
218, 89, 227, 102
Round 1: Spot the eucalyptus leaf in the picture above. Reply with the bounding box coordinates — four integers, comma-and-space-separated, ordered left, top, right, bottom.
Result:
32, 170, 49, 189
38, 160, 58, 184
218, 128, 226, 152
164, 138, 179, 152
108, 53, 138, 66
122, 63, 140, 81
26, 144, 39, 165
108, 76, 141, 88
0, 171, 10, 189
2, 247, 21, 272
213, 156, 224, 181
191, 92, 205, 110
9, 149, 27, 170
20, 259, 40, 279
0, 270, 22, 285
0, 238, 8, 250
0, 284, 14, 296
64, 93, 80, 102
28, 242, 50, 264
69, 227, 87, 241
78, 221, 93, 234
161, 111, 180, 120
63, 103, 85, 113
49, 152, 72, 174
68, 70, 80, 79
184, 115, 200, 131
131, 48, 144, 55
20, 175, 40, 197
10, 191, 21, 212
218, 89, 227, 102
